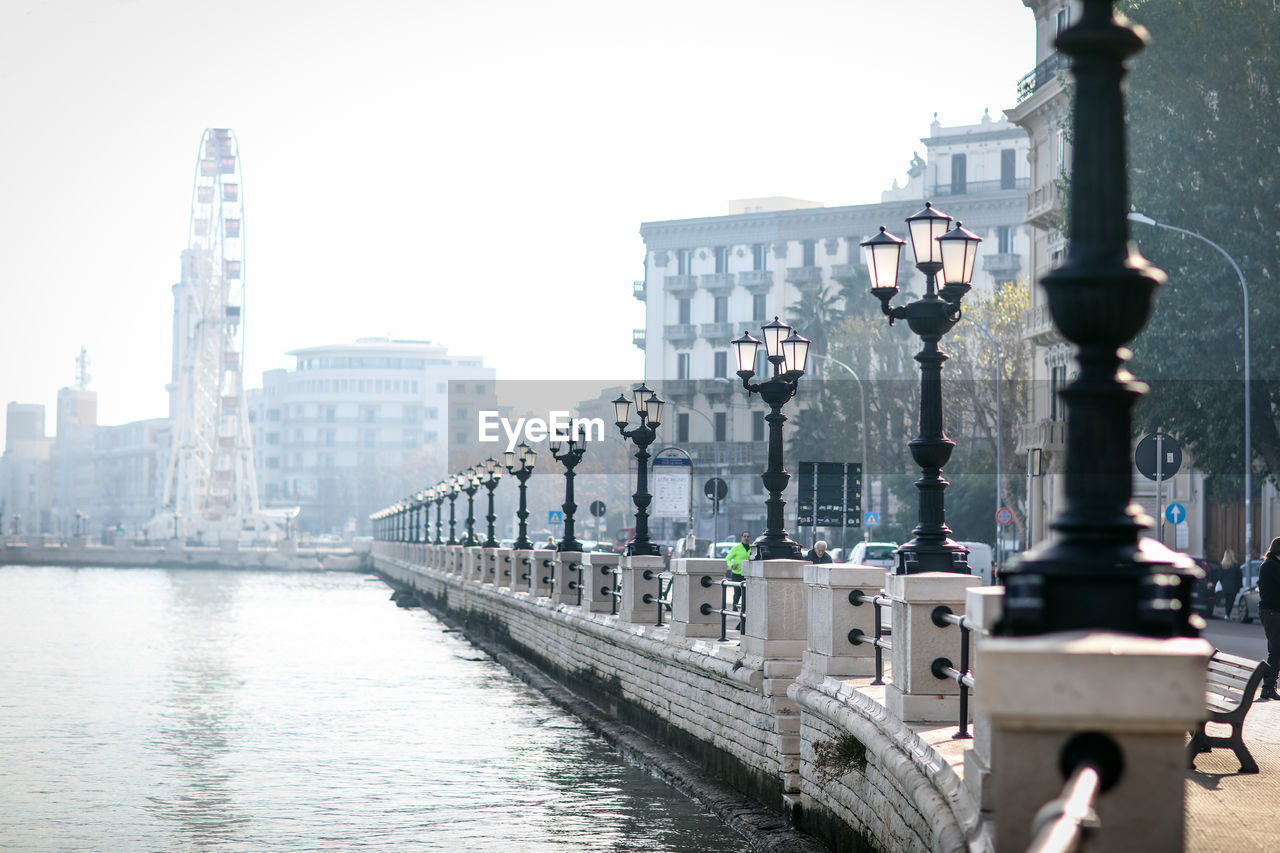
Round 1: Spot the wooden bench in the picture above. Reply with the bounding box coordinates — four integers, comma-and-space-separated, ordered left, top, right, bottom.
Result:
1188, 650, 1269, 774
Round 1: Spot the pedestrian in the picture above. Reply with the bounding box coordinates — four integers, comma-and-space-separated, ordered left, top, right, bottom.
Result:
1259, 538, 1280, 701
806, 540, 834, 564
725, 531, 750, 610
1220, 548, 1242, 619
546, 534, 557, 548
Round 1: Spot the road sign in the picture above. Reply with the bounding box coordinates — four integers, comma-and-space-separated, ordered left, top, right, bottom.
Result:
996, 507, 1013, 526
548, 510, 564, 524
1135, 433, 1182, 481
864, 512, 880, 527
704, 477, 728, 501
651, 448, 692, 518
1165, 502, 1186, 525
589, 500, 607, 518
797, 461, 862, 527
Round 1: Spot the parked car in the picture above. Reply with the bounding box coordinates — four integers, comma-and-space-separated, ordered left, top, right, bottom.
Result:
1233, 583, 1261, 624
956, 541, 995, 585
848, 541, 898, 569
705, 541, 738, 560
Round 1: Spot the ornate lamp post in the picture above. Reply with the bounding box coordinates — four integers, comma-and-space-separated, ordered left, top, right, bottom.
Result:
998, 0, 1198, 637
549, 435, 588, 552
445, 478, 460, 545
411, 491, 425, 543
503, 443, 537, 549
613, 383, 664, 557
730, 318, 811, 560
479, 458, 503, 548
861, 206, 982, 573
427, 486, 441, 544
461, 467, 481, 546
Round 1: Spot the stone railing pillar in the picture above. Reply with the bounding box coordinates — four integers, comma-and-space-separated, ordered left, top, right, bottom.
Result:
962, 586, 1003, 810
804, 564, 889, 679
619, 555, 664, 625
978, 632, 1211, 852
550, 551, 583, 606
509, 549, 531, 592
742, 558, 808, 800
582, 551, 620, 613
668, 558, 726, 640
885, 571, 980, 723
464, 546, 485, 582
527, 549, 554, 597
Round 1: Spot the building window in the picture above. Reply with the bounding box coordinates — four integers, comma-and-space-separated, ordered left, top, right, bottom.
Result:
714, 351, 727, 378
752, 293, 767, 322
1056, 5, 1070, 34
714, 246, 729, 273
1050, 365, 1067, 420
266, 408, 280, 421
325, 406, 336, 423
678, 298, 691, 325
456, 407, 467, 420
362, 405, 377, 423
677, 353, 691, 380
677, 249, 692, 275
1001, 148, 1017, 190
998, 226, 1013, 254
425, 407, 438, 420
424, 431, 438, 443
751, 243, 768, 271
755, 349, 768, 378
677, 413, 689, 443
266, 457, 280, 469
475, 383, 485, 395
362, 430, 376, 448
455, 383, 466, 394
802, 239, 816, 267
951, 153, 967, 195
714, 412, 727, 442
713, 296, 728, 323
752, 411, 765, 441
323, 430, 335, 447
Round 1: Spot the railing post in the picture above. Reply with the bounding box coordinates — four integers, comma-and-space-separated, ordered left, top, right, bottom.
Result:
962, 586, 1004, 810
581, 551, 619, 613
528, 548, 554, 597
507, 548, 528, 592
804, 564, 889, 679
619, 554, 663, 625
551, 550, 582, 606
464, 545, 485, 583
668, 558, 724, 640
885, 571, 979, 722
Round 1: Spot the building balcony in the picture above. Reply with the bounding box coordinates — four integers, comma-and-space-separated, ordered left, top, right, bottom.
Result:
785, 266, 823, 289
983, 252, 1023, 283
1016, 51, 1069, 104
830, 263, 866, 288
664, 275, 698, 296
1017, 417, 1067, 455
738, 269, 774, 293
1026, 180, 1060, 230
1024, 302, 1063, 347
700, 272, 736, 295
699, 322, 734, 344
662, 379, 697, 400
664, 324, 697, 346
698, 377, 736, 397
686, 441, 768, 469
633, 280, 646, 301
928, 177, 1029, 197
633, 328, 646, 350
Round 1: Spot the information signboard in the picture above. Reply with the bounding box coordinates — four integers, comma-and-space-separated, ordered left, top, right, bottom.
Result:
651, 449, 692, 519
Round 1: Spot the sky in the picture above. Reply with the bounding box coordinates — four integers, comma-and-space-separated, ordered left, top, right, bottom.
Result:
0, 0, 1034, 447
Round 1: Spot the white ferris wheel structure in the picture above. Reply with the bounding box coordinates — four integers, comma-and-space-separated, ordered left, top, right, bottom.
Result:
151, 128, 275, 543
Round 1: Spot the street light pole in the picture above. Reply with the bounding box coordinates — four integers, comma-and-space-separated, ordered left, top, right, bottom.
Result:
809, 351, 869, 543
446, 478, 460, 545
1129, 209, 1252, 567
613, 384, 664, 557
503, 443, 536, 550
549, 437, 587, 552
479, 458, 503, 548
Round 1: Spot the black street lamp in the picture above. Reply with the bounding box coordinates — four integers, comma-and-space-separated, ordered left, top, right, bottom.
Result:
412, 491, 425, 543
862, 205, 982, 574
503, 443, 537, 550
613, 384, 664, 557
430, 485, 445, 545
731, 318, 811, 560
998, 0, 1198, 637
461, 467, 481, 546
445, 478, 460, 545
549, 435, 588, 552
480, 458, 503, 548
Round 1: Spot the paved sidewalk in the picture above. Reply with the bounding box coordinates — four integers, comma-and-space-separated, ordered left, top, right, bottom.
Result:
1186, 694, 1280, 852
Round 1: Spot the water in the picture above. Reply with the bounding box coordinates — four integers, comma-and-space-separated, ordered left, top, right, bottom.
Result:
0, 566, 749, 852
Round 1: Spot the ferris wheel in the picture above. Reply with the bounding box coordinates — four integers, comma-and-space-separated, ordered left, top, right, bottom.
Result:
154, 128, 263, 541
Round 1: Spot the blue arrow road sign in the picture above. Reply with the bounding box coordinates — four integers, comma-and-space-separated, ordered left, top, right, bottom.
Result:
864, 512, 880, 527
1165, 503, 1186, 525
548, 510, 564, 524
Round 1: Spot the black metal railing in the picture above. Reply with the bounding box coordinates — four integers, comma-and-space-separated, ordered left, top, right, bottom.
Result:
565, 562, 585, 606
928, 177, 1029, 197
847, 589, 892, 685
699, 574, 746, 641
604, 565, 622, 614
930, 605, 976, 739
642, 570, 673, 626
1016, 51, 1070, 103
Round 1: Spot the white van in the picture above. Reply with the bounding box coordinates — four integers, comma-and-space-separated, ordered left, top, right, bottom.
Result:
956, 540, 995, 585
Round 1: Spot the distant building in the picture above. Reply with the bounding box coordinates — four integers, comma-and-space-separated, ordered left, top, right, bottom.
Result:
635, 116, 1031, 544
247, 337, 497, 535
1, 403, 54, 535
92, 418, 170, 536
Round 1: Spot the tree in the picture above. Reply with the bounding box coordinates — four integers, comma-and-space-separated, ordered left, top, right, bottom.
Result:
1117, 0, 1280, 487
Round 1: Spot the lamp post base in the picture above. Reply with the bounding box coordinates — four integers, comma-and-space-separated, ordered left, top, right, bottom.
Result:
896, 538, 970, 575
751, 533, 803, 562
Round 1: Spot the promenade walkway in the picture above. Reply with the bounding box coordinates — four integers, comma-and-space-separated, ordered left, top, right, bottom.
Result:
1187, 696, 1280, 852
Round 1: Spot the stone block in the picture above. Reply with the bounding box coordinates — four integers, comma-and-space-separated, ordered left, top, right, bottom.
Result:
551, 551, 583, 606
619, 555, 664, 625
582, 552, 620, 613
741, 558, 808, 660
885, 571, 978, 722
668, 558, 726, 639
527, 549, 555, 597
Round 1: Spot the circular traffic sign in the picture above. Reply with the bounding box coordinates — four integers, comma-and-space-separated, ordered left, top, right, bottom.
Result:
1135, 433, 1182, 481
996, 507, 1013, 526
589, 500, 607, 517
704, 477, 728, 501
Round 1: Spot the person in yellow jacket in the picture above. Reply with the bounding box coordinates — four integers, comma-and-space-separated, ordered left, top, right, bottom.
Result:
725, 531, 750, 610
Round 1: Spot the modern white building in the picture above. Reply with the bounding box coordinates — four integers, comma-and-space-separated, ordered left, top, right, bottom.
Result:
247, 337, 496, 535
635, 116, 1031, 545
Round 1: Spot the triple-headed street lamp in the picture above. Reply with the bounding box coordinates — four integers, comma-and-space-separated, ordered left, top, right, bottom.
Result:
613, 384, 664, 557
550, 435, 587, 552
861, 203, 982, 574
460, 468, 481, 546
479, 458, 503, 548
503, 443, 536, 550
731, 318, 811, 560
430, 485, 445, 544
445, 478, 460, 545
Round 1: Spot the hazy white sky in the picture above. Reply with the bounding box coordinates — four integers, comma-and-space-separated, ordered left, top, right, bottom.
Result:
0, 0, 1033, 445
